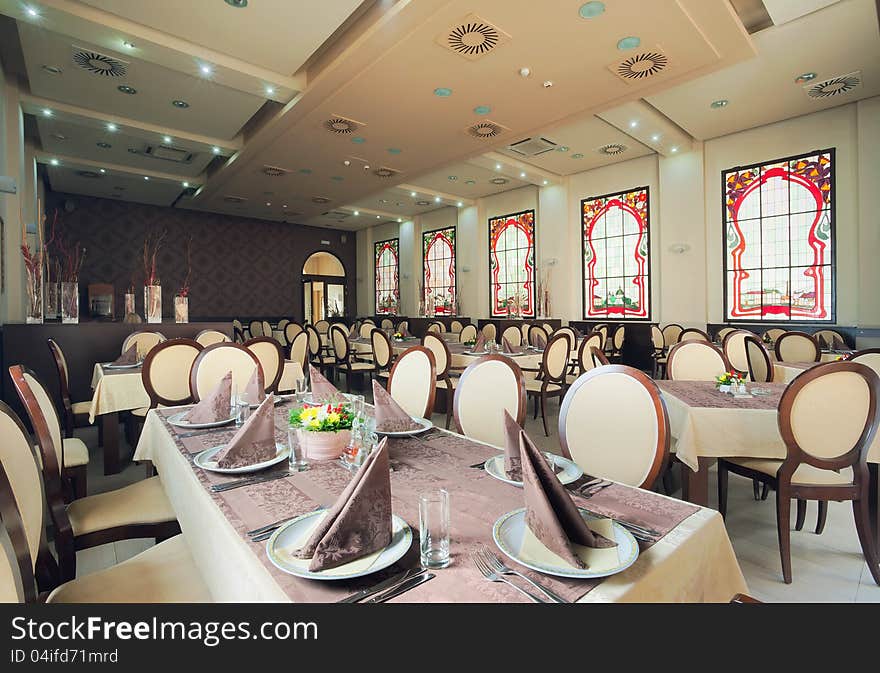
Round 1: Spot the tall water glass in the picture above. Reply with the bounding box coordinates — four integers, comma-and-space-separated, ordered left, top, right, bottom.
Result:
419, 489, 450, 569
288, 427, 308, 471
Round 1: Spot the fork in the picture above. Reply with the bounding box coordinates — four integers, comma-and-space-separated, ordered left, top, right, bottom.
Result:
472, 553, 549, 603
578, 481, 612, 498
476, 545, 568, 604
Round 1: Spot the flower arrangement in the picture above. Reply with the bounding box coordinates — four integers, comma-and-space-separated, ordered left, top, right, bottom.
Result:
392, 332, 404, 341
716, 371, 744, 386
289, 402, 354, 433
462, 338, 476, 347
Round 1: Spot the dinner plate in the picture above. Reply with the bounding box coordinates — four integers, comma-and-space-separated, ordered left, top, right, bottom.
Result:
266, 511, 412, 580
167, 411, 236, 429
375, 415, 433, 437
103, 361, 142, 370
249, 395, 293, 409
492, 508, 639, 579
461, 349, 488, 356
193, 442, 288, 474
483, 453, 583, 487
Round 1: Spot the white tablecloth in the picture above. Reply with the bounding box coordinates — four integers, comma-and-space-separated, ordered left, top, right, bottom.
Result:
89, 364, 150, 423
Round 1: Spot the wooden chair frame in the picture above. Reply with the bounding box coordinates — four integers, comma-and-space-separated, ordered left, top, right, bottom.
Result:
189, 342, 262, 402
386, 345, 437, 419
774, 331, 820, 363
453, 354, 527, 439
666, 340, 731, 381
142, 338, 203, 408
243, 337, 285, 393
46, 338, 90, 439
522, 332, 570, 437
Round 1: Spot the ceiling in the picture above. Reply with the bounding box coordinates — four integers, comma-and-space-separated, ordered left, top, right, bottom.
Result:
1, 0, 876, 230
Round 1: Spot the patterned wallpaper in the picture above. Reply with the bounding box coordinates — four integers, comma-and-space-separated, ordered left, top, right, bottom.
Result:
45, 191, 357, 320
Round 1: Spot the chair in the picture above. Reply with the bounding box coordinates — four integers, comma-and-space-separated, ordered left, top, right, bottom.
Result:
650, 326, 666, 378
716, 327, 735, 342
232, 319, 245, 343
46, 338, 92, 439
397, 320, 410, 334
142, 339, 203, 408
678, 327, 711, 343
576, 332, 603, 375
650, 325, 665, 353
284, 322, 304, 346
450, 320, 464, 334
501, 325, 522, 347
611, 325, 626, 356
666, 340, 730, 381
482, 323, 497, 341
555, 326, 578, 350
459, 324, 478, 343
848, 348, 880, 376
775, 331, 820, 363
363, 318, 376, 326
121, 331, 165, 360
718, 362, 880, 585
6, 371, 180, 584
594, 324, 608, 349
528, 324, 547, 348
194, 329, 230, 347
662, 323, 684, 347
0, 402, 207, 602
453, 355, 526, 448
358, 322, 375, 339
519, 322, 531, 344
277, 318, 290, 334
244, 337, 285, 393
591, 346, 610, 368
541, 323, 554, 335
559, 366, 669, 489
427, 321, 444, 334
387, 346, 436, 419
380, 318, 395, 331
288, 330, 309, 373
722, 329, 753, 376
523, 333, 570, 436
814, 329, 848, 351
315, 319, 331, 334
306, 324, 334, 373
744, 335, 774, 383
261, 320, 273, 339
422, 333, 458, 428
371, 328, 395, 381
762, 327, 786, 344
248, 320, 264, 338
189, 343, 261, 401
329, 325, 375, 391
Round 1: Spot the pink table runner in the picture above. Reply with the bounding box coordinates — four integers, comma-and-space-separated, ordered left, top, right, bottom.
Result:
657, 381, 784, 411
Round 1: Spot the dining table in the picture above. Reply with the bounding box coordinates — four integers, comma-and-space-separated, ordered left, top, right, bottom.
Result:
349, 337, 545, 371
133, 401, 748, 603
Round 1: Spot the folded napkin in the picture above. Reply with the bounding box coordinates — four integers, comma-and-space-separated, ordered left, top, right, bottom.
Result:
243, 366, 265, 405
309, 364, 339, 402
213, 394, 277, 468
399, 324, 409, 337
349, 324, 358, 338
502, 336, 519, 354
372, 380, 420, 432
184, 371, 232, 424
502, 410, 523, 481
112, 343, 139, 366
532, 331, 547, 349
295, 438, 392, 571
519, 419, 615, 568
831, 334, 846, 351
473, 332, 486, 352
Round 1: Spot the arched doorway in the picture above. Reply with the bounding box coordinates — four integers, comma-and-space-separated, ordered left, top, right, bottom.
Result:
302, 251, 346, 323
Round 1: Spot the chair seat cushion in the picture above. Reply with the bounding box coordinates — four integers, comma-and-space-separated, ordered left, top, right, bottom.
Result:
524, 379, 562, 393
130, 407, 150, 417
63, 438, 89, 468
68, 475, 176, 537
727, 458, 854, 486
343, 361, 376, 371
71, 401, 92, 416
47, 534, 211, 603
436, 377, 458, 389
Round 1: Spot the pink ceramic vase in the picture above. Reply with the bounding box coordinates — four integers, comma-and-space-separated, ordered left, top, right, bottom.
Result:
297, 429, 351, 461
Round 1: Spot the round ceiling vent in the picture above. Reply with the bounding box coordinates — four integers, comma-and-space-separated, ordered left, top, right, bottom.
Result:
806, 73, 861, 99
323, 117, 358, 134
598, 143, 627, 155
415, 200, 431, 206
467, 121, 504, 139
77, 170, 101, 178
223, 196, 246, 203
72, 49, 128, 77
447, 22, 500, 57
615, 51, 668, 80
262, 165, 289, 177
490, 177, 508, 185
373, 168, 397, 178
312, 197, 330, 204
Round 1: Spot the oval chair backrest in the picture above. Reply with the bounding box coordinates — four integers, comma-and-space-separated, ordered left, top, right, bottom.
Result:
122, 331, 165, 360
387, 346, 436, 419
381, 318, 395, 330
716, 327, 735, 341
244, 338, 284, 393
678, 328, 710, 343
288, 331, 309, 371
284, 322, 304, 345
359, 322, 374, 339
559, 366, 669, 489
501, 325, 522, 347
142, 339, 203, 407
651, 325, 664, 351
780, 362, 879, 468
762, 328, 786, 343
595, 324, 608, 344
248, 320, 263, 337
371, 328, 393, 369
454, 355, 526, 448
305, 325, 322, 357
612, 325, 626, 351
528, 325, 546, 347
662, 324, 683, 345
667, 341, 729, 381
578, 333, 603, 372
397, 320, 409, 334
330, 325, 350, 363
590, 346, 610, 368
541, 323, 553, 335
315, 320, 330, 334
722, 329, 752, 374
15, 370, 63, 476
814, 329, 847, 350
482, 323, 497, 341
363, 319, 376, 326
46, 339, 72, 414
744, 335, 773, 383
190, 343, 261, 402
775, 332, 820, 363
427, 322, 442, 334
422, 333, 450, 377
450, 320, 463, 333
261, 321, 273, 338
459, 324, 478, 343
519, 323, 531, 344
277, 319, 290, 332
848, 349, 880, 381
542, 333, 571, 382
555, 327, 577, 350
195, 330, 230, 347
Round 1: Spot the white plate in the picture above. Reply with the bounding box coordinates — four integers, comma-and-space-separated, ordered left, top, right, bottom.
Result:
266, 511, 412, 580
193, 442, 288, 474
461, 349, 488, 356
375, 415, 433, 437
103, 361, 142, 370
167, 411, 236, 429
248, 395, 293, 409
484, 453, 583, 488
492, 508, 639, 579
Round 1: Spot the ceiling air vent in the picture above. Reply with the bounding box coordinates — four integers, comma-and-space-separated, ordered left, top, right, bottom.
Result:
323, 115, 364, 135
312, 196, 331, 204
507, 137, 557, 157
373, 167, 399, 179
466, 119, 508, 139
609, 49, 669, 82
437, 14, 510, 60
76, 170, 102, 178
490, 177, 508, 185
71, 47, 128, 77
415, 200, 431, 206
805, 71, 861, 99
143, 144, 193, 163
224, 196, 247, 203
326, 211, 350, 221
598, 143, 627, 156
262, 165, 290, 177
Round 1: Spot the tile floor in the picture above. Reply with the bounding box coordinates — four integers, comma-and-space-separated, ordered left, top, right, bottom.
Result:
72, 389, 880, 602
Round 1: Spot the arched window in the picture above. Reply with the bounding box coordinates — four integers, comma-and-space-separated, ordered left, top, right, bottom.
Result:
423, 227, 456, 314
489, 210, 535, 317
723, 149, 834, 322
374, 238, 399, 315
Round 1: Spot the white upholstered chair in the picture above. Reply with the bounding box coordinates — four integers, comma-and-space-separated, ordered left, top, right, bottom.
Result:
666, 340, 730, 381
380, 318, 395, 330
611, 325, 626, 355
195, 329, 230, 347
284, 322, 304, 345
661, 324, 683, 346
523, 333, 570, 436
142, 338, 203, 408
288, 331, 309, 373
244, 337, 285, 393
189, 343, 261, 401
814, 329, 848, 351
761, 327, 786, 344
330, 325, 375, 391
450, 320, 463, 334
359, 322, 374, 339
247, 320, 264, 338
744, 335, 774, 383
716, 327, 735, 342
848, 348, 880, 378
423, 333, 458, 428
775, 332, 820, 363
481, 323, 497, 341
46, 338, 92, 440
371, 328, 395, 381
501, 325, 522, 347
453, 355, 526, 448
459, 324, 478, 343
121, 331, 165, 360
678, 327, 711, 343
722, 329, 752, 375
387, 346, 436, 419
576, 332, 604, 376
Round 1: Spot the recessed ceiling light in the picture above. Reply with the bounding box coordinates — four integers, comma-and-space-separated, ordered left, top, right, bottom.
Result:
42, 108, 52, 117
163, 135, 172, 144
363, 164, 370, 170
182, 181, 189, 187
122, 40, 135, 49
410, 191, 417, 197
353, 210, 359, 216
710, 99, 728, 109
579, 1, 605, 18
143, 176, 149, 180
434, 196, 441, 203
266, 202, 271, 206
49, 158, 59, 166
670, 146, 679, 153
495, 163, 502, 170
543, 80, 553, 88
25, 7, 39, 18
651, 134, 660, 142
212, 146, 221, 154
519, 67, 531, 78
397, 218, 402, 223
448, 175, 457, 181
41, 65, 62, 75
96, 142, 111, 149
474, 105, 491, 115
542, 180, 548, 185
282, 204, 287, 208
617, 36, 641, 50
795, 72, 817, 84
99, 168, 106, 173
225, 0, 248, 7
117, 85, 137, 95
457, 202, 463, 207
379, 199, 388, 204
376, 215, 381, 219
172, 99, 190, 108
200, 64, 213, 76
629, 120, 638, 128
520, 172, 526, 178
265, 86, 275, 95
433, 87, 452, 97
416, 200, 430, 206
557, 146, 569, 152
343, 160, 351, 166
465, 179, 475, 185
106, 123, 118, 132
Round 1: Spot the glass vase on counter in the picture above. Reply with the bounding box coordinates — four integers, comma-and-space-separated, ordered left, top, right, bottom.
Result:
25, 269, 43, 324
61, 282, 79, 324
174, 295, 189, 323
45, 281, 60, 320
145, 284, 162, 323
124, 290, 136, 318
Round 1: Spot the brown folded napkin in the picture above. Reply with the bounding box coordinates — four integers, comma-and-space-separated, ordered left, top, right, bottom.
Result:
372, 380, 420, 432
349, 324, 358, 338
502, 336, 519, 354
519, 417, 615, 568
399, 324, 408, 337
111, 343, 139, 366
831, 334, 846, 351
309, 364, 339, 402
213, 394, 276, 468
502, 410, 523, 480
533, 331, 547, 349
184, 371, 232, 423
473, 332, 486, 352
295, 438, 392, 571
243, 366, 265, 405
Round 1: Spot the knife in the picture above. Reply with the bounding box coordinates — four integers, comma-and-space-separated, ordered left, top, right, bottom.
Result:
365, 571, 435, 603
336, 567, 421, 603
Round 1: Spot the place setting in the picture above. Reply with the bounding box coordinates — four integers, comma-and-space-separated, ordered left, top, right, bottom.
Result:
102, 343, 143, 370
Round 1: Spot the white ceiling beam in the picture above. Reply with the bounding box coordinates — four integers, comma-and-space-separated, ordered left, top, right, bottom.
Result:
34, 149, 204, 185
470, 153, 560, 186
395, 184, 475, 207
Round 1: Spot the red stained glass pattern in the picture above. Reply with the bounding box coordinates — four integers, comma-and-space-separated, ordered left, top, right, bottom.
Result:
489, 210, 535, 318
724, 150, 833, 321
423, 227, 456, 314
581, 187, 650, 319
374, 238, 399, 315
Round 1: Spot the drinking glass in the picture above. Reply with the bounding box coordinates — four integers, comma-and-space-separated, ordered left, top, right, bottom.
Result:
235, 393, 250, 426
288, 427, 308, 471
419, 489, 451, 569
295, 375, 308, 395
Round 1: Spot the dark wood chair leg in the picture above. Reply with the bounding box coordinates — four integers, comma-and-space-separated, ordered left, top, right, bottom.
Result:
661, 467, 674, 496
753, 479, 761, 500
718, 461, 729, 519
795, 499, 807, 531
445, 381, 452, 430
67, 464, 87, 500
761, 483, 770, 500
815, 500, 828, 535
540, 394, 549, 437
776, 488, 793, 584
853, 495, 880, 586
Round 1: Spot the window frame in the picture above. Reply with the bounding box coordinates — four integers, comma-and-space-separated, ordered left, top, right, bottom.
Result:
422, 226, 457, 315
374, 237, 400, 315
487, 209, 537, 319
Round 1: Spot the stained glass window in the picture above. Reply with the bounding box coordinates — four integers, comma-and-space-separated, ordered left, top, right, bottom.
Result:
423, 227, 456, 315
489, 210, 535, 318
581, 187, 650, 319
723, 149, 834, 322
374, 238, 399, 315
